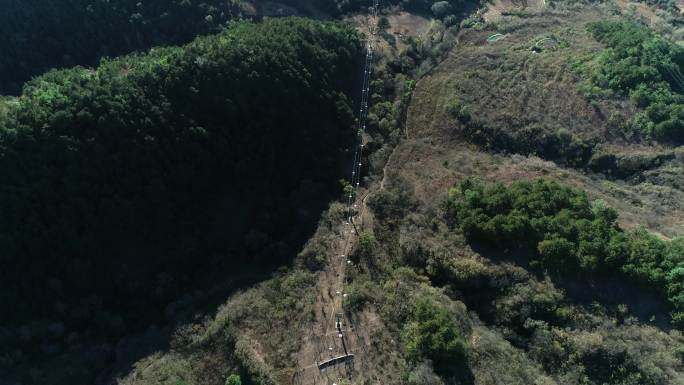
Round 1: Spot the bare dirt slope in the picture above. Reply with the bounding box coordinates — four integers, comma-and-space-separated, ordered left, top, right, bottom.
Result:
348, 12, 434, 58
292, 190, 380, 385
483, 0, 546, 22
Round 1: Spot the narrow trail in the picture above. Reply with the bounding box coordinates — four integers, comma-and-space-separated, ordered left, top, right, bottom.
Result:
293, 190, 373, 385
293, 2, 380, 384
293, 7, 452, 380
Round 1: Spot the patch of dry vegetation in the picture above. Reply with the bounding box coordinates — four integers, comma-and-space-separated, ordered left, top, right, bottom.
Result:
347, 168, 684, 384
404, 5, 684, 235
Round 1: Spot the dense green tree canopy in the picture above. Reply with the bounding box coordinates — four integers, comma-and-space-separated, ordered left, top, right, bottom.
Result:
446, 178, 684, 327
403, 296, 467, 373
585, 20, 684, 141
0, 17, 362, 334
0, 0, 243, 95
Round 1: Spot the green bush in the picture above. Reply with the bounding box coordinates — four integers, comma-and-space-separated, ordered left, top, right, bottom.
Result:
403, 296, 467, 373
407, 361, 445, 385
225, 374, 241, 385
445, 177, 684, 327
344, 273, 378, 311
445, 97, 471, 123
667, 267, 684, 325
581, 344, 664, 385
234, 337, 277, 385
358, 232, 378, 259
585, 20, 684, 142
378, 16, 391, 32
431, 1, 453, 18
368, 177, 417, 227
445, 177, 613, 271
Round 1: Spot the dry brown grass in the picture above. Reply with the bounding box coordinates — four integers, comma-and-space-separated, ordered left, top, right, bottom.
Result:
483, 0, 547, 22
383, 137, 684, 237
346, 11, 436, 58
400, 5, 684, 237
614, 0, 662, 24
406, 8, 615, 141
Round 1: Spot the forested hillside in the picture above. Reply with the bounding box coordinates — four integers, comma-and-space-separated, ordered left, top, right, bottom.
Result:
0, 0, 476, 95
0, 0, 242, 94
6, 1, 684, 385
0, 17, 361, 382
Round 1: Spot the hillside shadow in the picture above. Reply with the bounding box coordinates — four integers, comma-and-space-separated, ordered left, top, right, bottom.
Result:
96, 197, 334, 384
99, 263, 274, 385
549, 273, 672, 331
7, 261, 277, 385
468, 243, 673, 332
10, 190, 332, 385
469, 243, 542, 277
444, 361, 476, 385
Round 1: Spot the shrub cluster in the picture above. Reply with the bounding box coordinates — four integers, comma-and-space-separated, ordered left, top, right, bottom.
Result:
424, 251, 679, 384
445, 177, 684, 326
584, 20, 684, 142
354, 174, 684, 383
403, 296, 467, 375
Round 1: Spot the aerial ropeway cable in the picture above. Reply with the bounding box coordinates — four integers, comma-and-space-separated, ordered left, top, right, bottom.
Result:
297, 3, 380, 384
330, 0, 381, 379
346, 0, 380, 224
